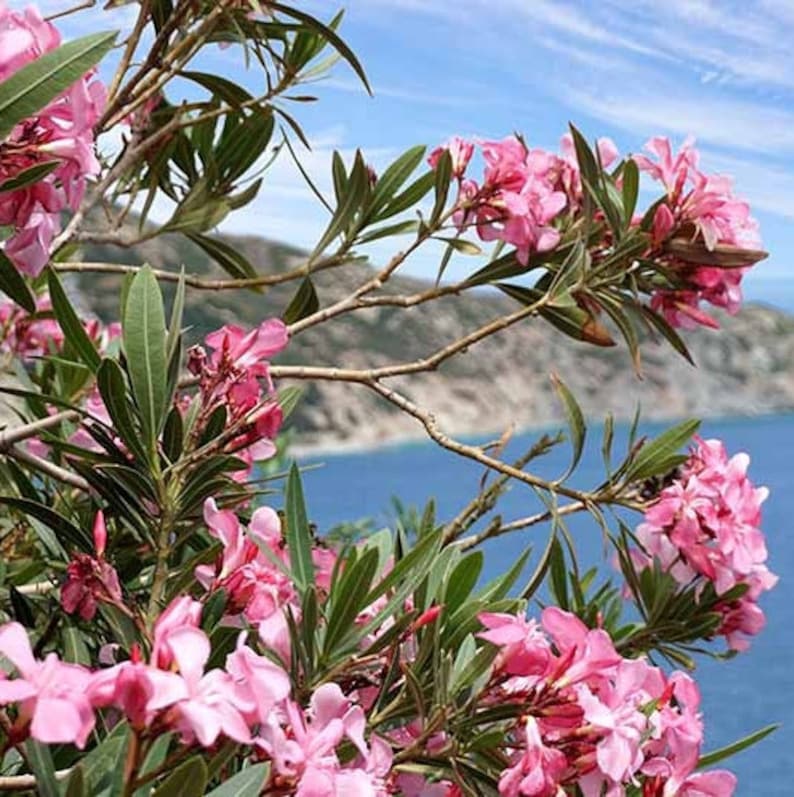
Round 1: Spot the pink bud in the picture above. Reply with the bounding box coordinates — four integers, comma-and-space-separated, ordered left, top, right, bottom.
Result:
93, 510, 107, 558
411, 605, 443, 632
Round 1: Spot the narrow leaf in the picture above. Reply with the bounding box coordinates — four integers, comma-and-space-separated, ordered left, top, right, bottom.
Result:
123, 265, 168, 450
47, 268, 100, 372
151, 757, 208, 797
0, 249, 35, 312
285, 463, 315, 592
0, 31, 117, 140
205, 763, 271, 797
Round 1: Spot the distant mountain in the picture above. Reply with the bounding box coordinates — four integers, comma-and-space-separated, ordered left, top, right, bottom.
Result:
75, 229, 794, 451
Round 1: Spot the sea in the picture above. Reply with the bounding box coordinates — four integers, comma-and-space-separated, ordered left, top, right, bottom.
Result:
298, 413, 794, 795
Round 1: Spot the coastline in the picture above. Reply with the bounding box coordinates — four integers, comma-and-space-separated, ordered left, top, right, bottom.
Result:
290, 408, 794, 460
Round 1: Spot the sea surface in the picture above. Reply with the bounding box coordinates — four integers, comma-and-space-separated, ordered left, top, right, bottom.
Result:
298, 413, 794, 795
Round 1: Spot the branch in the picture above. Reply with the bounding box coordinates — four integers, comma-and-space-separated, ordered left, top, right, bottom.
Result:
457, 500, 592, 551
366, 380, 592, 505
0, 411, 79, 449
54, 253, 353, 289
0, 770, 71, 791
6, 446, 89, 491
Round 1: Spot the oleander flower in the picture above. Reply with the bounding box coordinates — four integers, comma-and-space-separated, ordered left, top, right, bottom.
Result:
0, 3, 105, 276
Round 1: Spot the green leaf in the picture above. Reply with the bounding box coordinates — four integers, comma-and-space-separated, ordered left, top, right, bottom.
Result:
283, 277, 319, 324
0, 160, 59, 193
324, 546, 379, 653
378, 171, 434, 220
356, 219, 418, 244
624, 419, 700, 482
134, 735, 174, 797
166, 267, 186, 364
186, 233, 259, 281
434, 237, 482, 256
0, 249, 35, 312
96, 358, 148, 464
367, 145, 426, 220
550, 373, 586, 479
499, 283, 615, 347
310, 151, 369, 259
0, 496, 91, 551
180, 70, 254, 106
444, 551, 483, 613
10, 585, 34, 627
151, 757, 208, 797
331, 150, 347, 203
621, 158, 640, 223
47, 268, 100, 372
269, 4, 371, 94
278, 385, 304, 420
697, 724, 778, 769
81, 722, 129, 794
285, 462, 315, 592
24, 740, 59, 797
205, 763, 271, 797
0, 31, 117, 140
63, 764, 86, 797
123, 265, 168, 451
568, 124, 598, 207
640, 304, 695, 365
430, 148, 452, 226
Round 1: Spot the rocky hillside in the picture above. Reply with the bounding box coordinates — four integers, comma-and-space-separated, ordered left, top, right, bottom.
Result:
74, 231, 794, 451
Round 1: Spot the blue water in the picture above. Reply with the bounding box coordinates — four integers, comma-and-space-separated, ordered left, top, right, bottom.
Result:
298, 414, 794, 795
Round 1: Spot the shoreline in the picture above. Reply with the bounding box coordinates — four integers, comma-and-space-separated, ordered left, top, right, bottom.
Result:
291, 408, 794, 460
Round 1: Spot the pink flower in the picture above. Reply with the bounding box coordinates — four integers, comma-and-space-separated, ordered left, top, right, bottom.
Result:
635, 137, 762, 329
498, 716, 567, 796
428, 136, 474, 178
432, 134, 567, 264
225, 632, 291, 724
0, 4, 105, 276
259, 683, 371, 793
477, 612, 551, 678
633, 437, 776, 650
147, 627, 251, 747
541, 607, 621, 686
60, 511, 123, 621
187, 318, 288, 477
205, 318, 288, 374
152, 595, 202, 668
0, 622, 95, 747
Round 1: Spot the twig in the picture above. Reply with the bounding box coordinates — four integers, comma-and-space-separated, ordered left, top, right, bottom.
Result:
6, 446, 90, 491
0, 769, 71, 791
0, 411, 79, 449
54, 254, 351, 289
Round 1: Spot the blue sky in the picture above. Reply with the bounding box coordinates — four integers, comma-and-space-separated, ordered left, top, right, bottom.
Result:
43, 0, 794, 311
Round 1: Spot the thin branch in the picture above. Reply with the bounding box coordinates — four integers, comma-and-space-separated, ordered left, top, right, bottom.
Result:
54, 253, 353, 289
366, 380, 592, 505
457, 500, 591, 551
6, 446, 90, 491
44, 0, 95, 20
0, 411, 79, 449
0, 769, 71, 791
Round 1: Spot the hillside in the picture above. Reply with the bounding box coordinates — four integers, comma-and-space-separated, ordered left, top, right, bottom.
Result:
74, 230, 794, 451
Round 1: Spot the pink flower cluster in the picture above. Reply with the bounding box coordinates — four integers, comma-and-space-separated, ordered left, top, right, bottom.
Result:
0, 294, 120, 360
187, 319, 288, 477
634, 437, 777, 651
0, 4, 105, 276
0, 606, 393, 795
0, 294, 63, 357
428, 133, 617, 265
477, 608, 736, 797
196, 497, 336, 662
635, 137, 761, 330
